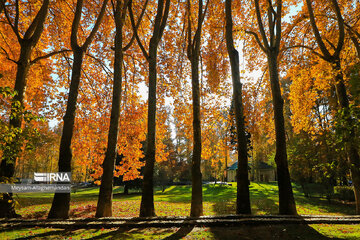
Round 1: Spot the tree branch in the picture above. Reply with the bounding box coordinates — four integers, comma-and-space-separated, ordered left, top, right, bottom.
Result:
281, 44, 325, 60
23, 0, 49, 41
254, 0, 270, 50
123, 0, 149, 51
186, 0, 192, 58
83, 0, 109, 50
245, 30, 266, 53
1, 0, 21, 41
324, 36, 336, 51
330, 0, 344, 58
30, 49, 72, 65
193, 0, 207, 53
129, 3, 149, 60
28, 0, 50, 46
305, 0, 331, 59
151, 0, 165, 43
70, 0, 84, 49
199, 0, 210, 28
274, 0, 282, 50
267, 0, 276, 15
86, 53, 113, 77
14, 0, 19, 34
158, 0, 171, 40
0, 46, 17, 64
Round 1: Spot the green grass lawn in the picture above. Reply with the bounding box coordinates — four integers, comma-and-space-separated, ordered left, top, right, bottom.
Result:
1, 182, 359, 239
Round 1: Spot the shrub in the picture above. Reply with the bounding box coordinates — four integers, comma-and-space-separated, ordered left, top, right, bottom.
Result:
334, 186, 355, 201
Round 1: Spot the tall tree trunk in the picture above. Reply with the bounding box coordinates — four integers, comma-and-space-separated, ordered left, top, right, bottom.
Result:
47, 0, 108, 219
139, 0, 170, 217
225, 0, 251, 215
306, 0, 360, 214
0, 0, 49, 218
0, 42, 32, 218
139, 49, 157, 217
186, 0, 207, 218
251, 0, 297, 215
268, 52, 297, 215
139, 58, 156, 216
96, 0, 127, 218
48, 48, 84, 219
350, 35, 360, 59
0, 41, 31, 174
333, 60, 360, 214
190, 57, 203, 217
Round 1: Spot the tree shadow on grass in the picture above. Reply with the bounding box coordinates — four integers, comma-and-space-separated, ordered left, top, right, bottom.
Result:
82, 227, 133, 240
162, 225, 194, 240
209, 184, 344, 240
14, 229, 74, 240
81, 227, 181, 240
295, 196, 356, 215
0, 227, 75, 240
0, 222, 186, 239
209, 224, 344, 240
1, 227, 135, 240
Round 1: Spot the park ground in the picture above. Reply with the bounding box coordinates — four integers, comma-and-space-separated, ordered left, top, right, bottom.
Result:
1, 182, 360, 239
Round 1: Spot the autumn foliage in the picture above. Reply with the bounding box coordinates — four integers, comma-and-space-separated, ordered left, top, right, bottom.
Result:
0, 0, 359, 217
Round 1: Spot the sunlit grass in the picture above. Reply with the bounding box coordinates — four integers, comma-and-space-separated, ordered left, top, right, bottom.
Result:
2, 185, 359, 240
12, 182, 356, 219
2, 225, 360, 239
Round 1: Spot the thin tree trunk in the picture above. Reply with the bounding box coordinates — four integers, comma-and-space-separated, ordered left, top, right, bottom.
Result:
48, 0, 108, 219
186, 0, 207, 218
140, 52, 157, 217
225, 0, 251, 215
0, 42, 32, 176
139, 0, 170, 217
0, 0, 49, 218
333, 60, 360, 214
96, 0, 127, 218
268, 53, 297, 215
190, 57, 203, 217
306, 0, 360, 214
250, 0, 297, 215
124, 183, 129, 194
48, 48, 84, 219
350, 35, 360, 59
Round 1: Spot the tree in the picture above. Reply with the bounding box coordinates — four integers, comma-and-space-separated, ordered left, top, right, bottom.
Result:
305, 0, 360, 214
48, 0, 109, 219
130, 0, 170, 217
96, 0, 148, 217
0, 0, 50, 218
95, 0, 129, 218
225, 0, 251, 214
186, 0, 209, 217
245, 0, 297, 215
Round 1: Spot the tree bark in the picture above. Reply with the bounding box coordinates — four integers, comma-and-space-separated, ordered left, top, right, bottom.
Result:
187, 0, 207, 218
251, 0, 297, 215
96, 0, 128, 218
350, 35, 360, 59
139, 51, 157, 217
268, 53, 297, 215
124, 183, 129, 195
0, 0, 49, 218
48, 0, 108, 219
190, 57, 203, 217
306, 0, 360, 214
225, 0, 251, 215
333, 60, 360, 214
48, 48, 84, 219
139, 0, 170, 217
